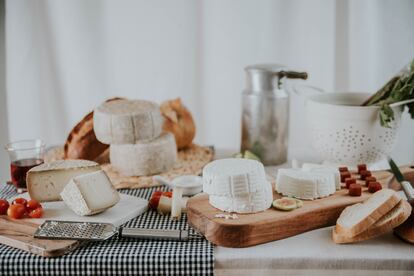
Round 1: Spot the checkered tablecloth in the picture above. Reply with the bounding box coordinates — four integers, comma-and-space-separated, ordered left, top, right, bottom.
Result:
0, 184, 214, 276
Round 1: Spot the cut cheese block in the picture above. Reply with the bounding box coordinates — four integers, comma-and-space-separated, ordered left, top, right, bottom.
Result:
335, 189, 401, 237
203, 158, 267, 197
27, 160, 100, 202
333, 199, 411, 243
93, 99, 163, 144
60, 170, 120, 216
209, 181, 273, 213
275, 169, 336, 200
109, 132, 177, 176
301, 163, 341, 190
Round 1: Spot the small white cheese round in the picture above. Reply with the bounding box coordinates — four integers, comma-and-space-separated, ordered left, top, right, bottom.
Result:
93, 99, 164, 144
203, 158, 272, 213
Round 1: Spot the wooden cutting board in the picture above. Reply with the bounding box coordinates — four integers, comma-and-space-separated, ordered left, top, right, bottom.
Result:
187, 167, 414, 248
0, 193, 148, 257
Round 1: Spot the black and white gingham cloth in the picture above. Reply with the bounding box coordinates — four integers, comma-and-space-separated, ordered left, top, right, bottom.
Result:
0, 184, 214, 275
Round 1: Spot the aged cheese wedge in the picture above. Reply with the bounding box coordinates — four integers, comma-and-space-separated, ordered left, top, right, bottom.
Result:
301, 163, 341, 190
27, 160, 100, 202
276, 168, 336, 200
60, 170, 120, 216
109, 132, 177, 176
93, 99, 163, 144
203, 158, 267, 197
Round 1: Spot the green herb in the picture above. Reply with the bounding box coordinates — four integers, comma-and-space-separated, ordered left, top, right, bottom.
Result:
362, 59, 414, 127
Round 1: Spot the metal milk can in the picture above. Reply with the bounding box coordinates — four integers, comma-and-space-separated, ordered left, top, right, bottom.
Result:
241, 64, 307, 165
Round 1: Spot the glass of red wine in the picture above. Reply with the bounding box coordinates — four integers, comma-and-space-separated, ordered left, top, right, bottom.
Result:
4, 139, 45, 193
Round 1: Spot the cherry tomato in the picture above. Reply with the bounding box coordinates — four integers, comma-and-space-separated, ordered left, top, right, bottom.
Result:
149, 191, 163, 210
163, 191, 173, 198
7, 203, 26, 219
0, 199, 9, 215
26, 199, 41, 212
28, 207, 43, 218
12, 198, 27, 207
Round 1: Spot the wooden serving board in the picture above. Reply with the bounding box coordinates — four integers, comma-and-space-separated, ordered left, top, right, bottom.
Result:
187, 166, 414, 248
0, 194, 148, 257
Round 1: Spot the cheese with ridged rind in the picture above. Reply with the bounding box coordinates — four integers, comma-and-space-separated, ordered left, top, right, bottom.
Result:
109, 132, 177, 176
301, 163, 341, 190
93, 99, 163, 144
203, 159, 272, 213
276, 168, 336, 200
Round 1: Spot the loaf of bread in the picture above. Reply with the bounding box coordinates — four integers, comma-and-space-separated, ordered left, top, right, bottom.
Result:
64, 97, 123, 161
161, 98, 196, 149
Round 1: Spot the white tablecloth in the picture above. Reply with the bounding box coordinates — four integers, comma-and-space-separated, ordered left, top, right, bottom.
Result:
213, 150, 414, 275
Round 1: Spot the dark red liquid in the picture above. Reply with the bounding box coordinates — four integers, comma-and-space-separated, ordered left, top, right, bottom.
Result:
10, 158, 44, 190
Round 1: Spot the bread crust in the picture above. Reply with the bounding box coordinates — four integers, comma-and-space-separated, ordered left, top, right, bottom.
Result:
333, 200, 411, 243
161, 98, 196, 149
64, 98, 123, 161
335, 189, 401, 237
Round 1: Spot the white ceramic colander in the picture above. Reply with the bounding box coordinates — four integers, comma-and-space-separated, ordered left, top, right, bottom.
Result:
293, 85, 412, 165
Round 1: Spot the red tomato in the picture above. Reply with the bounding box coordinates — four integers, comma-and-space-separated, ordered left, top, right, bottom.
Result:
149, 191, 163, 210
28, 207, 43, 218
7, 204, 26, 219
12, 198, 27, 207
163, 191, 173, 198
0, 199, 9, 215
26, 199, 41, 212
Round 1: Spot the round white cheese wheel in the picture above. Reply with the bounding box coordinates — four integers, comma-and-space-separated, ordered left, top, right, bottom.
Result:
109, 132, 177, 176
93, 99, 163, 144
209, 181, 273, 213
203, 158, 267, 196
203, 158, 272, 213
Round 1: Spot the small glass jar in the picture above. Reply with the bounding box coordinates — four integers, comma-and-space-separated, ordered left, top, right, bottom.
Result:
4, 139, 45, 193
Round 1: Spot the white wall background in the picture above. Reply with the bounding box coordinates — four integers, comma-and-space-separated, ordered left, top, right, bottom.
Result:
1, 0, 414, 182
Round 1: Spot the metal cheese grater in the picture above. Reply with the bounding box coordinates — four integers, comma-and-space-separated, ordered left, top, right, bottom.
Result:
34, 220, 193, 241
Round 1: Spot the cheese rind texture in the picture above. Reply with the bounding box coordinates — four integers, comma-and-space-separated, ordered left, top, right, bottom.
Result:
203, 159, 272, 213
209, 181, 273, 213
60, 170, 120, 216
301, 163, 341, 190
276, 168, 336, 200
27, 160, 100, 202
93, 99, 163, 144
203, 158, 267, 196
109, 132, 177, 176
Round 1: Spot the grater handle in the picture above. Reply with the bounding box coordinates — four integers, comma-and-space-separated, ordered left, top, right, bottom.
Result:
119, 228, 189, 241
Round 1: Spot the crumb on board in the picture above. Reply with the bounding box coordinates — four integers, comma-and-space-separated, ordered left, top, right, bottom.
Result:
214, 213, 239, 220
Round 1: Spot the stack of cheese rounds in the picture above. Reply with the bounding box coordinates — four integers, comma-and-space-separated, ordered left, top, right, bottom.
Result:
93, 99, 177, 176
203, 158, 273, 213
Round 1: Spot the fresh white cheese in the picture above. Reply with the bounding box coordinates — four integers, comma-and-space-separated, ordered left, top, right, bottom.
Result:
27, 160, 100, 202
301, 163, 341, 190
203, 158, 267, 197
93, 99, 164, 144
60, 170, 120, 216
209, 181, 273, 213
203, 159, 272, 213
276, 168, 336, 200
109, 132, 177, 176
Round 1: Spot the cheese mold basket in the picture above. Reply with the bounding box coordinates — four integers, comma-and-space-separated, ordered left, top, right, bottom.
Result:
293, 86, 405, 165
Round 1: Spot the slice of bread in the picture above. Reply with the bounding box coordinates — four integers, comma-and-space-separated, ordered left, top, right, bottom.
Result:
335, 189, 401, 237
333, 199, 412, 243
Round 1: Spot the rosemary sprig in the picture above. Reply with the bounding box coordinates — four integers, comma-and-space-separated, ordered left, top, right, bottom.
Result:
363, 59, 414, 127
